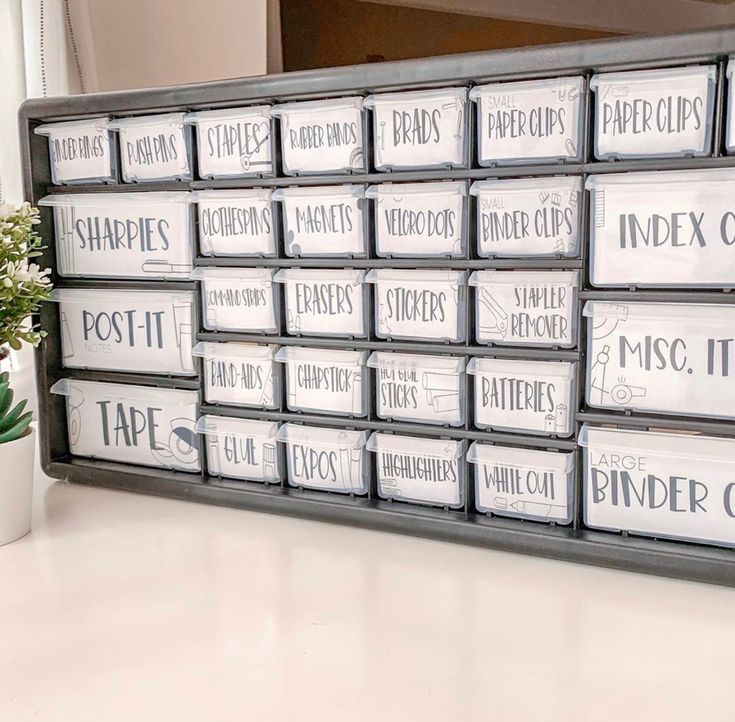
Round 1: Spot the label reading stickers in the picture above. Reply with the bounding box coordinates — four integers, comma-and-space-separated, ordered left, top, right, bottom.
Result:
50, 380, 200, 472
470, 76, 585, 165
581, 425, 735, 549
588, 169, 735, 287
591, 65, 716, 159
584, 301, 735, 420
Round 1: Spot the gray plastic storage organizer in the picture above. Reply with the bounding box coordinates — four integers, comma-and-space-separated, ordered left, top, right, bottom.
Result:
21, 28, 735, 586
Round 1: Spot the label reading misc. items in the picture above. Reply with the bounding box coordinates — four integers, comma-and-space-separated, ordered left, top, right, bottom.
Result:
109, 113, 191, 181
469, 443, 574, 523
368, 269, 467, 342
470, 77, 584, 164
198, 416, 280, 482
471, 271, 578, 348
581, 425, 735, 548
472, 177, 581, 257
369, 182, 467, 257
588, 169, 735, 287
54, 289, 195, 376
36, 119, 114, 184
40, 193, 193, 279
369, 352, 465, 427
193, 269, 278, 333
275, 186, 367, 257
186, 106, 273, 178
275, 269, 367, 338
368, 434, 465, 508
467, 358, 575, 436
52, 380, 200, 472
591, 66, 716, 159
366, 88, 468, 170
585, 301, 735, 420
273, 98, 366, 175
194, 190, 275, 257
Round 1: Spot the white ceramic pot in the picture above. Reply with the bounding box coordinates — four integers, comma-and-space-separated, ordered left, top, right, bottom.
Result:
0, 427, 35, 545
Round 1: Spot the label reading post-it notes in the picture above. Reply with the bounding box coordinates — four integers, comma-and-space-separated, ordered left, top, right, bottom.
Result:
588, 169, 735, 287
470, 271, 578, 348
591, 66, 716, 159
365, 88, 469, 170
470, 76, 584, 165
584, 301, 735, 420
581, 425, 735, 548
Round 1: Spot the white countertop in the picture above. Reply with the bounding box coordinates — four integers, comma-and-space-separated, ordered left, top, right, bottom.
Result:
1, 470, 734, 722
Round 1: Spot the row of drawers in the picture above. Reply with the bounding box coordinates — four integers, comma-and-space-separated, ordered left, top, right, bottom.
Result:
35, 64, 735, 184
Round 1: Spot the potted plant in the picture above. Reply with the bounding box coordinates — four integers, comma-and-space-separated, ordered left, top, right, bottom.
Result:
0, 202, 51, 545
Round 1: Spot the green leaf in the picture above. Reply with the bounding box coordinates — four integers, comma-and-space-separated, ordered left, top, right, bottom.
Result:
0, 372, 8, 385
0, 412, 32, 444
0, 384, 12, 417
0, 399, 27, 433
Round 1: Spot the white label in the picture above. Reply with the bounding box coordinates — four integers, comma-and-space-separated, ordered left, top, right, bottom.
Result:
374, 275, 464, 342
473, 367, 573, 436
118, 118, 190, 181
586, 303, 735, 419
205, 429, 279, 482
282, 275, 366, 337
47, 125, 113, 183
475, 78, 583, 164
285, 360, 365, 415
285, 441, 366, 493
64, 383, 199, 472
584, 429, 735, 548
372, 92, 467, 169
476, 182, 580, 256
474, 452, 571, 522
375, 359, 463, 426
376, 439, 462, 507
203, 356, 277, 407
282, 194, 365, 256
52, 198, 192, 279
58, 292, 194, 375
375, 189, 465, 257
197, 196, 275, 256
593, 68, 714, 158
194, 110, 272, 177
475, 274, 577, 347
590, 173, 735, 286
279, 103, 365, 174
201, 277, 278, 333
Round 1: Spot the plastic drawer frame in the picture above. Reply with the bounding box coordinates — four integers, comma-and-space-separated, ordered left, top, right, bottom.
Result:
20, 28, 735, 587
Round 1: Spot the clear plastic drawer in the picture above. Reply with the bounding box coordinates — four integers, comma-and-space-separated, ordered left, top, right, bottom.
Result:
366, 181, 468, 258
49, 288, 195, 376
184, 106, 274, 178
192, 341, 280, 409
467, 442, 574, 523
367, 352, 466, 426
364, 87, 470, 171
469, 270, 579, 348
367, 432, 466, 508
272, 185, 367, 257
35, 118, 116, 185
274, 268, 368, 338
191, 267, 279, 333
38, 192, 194, 280
275, 346, 368, 417
590, 65, 716, 159
580, 425, 735, 548
196, 415, 281, 482
277, 423, 369, 494
466, 358, 575, 436
366, 269, 467, 343
470, 176, 581, 257
271, 97, 367, 175
50, 379, 200, 472
108, 113, 193, 182
469, 76, 585, 165
190, 189, 276, 257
